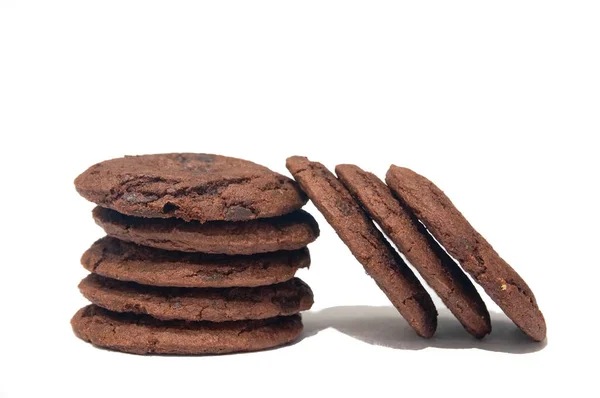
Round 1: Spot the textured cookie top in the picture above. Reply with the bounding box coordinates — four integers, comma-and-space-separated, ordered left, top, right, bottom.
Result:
286, 156, 437, 338
386, 165, 546, 341
75, 153, 307, 222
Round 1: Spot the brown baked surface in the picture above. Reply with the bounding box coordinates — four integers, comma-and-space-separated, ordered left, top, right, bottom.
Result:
386, 165, 546, 341
82, 237, 310, 288
286, 156, 437, 338
75, 153, 307, 222
71, 305, 303, 355
336, 164, 491, 338
93, 206, 319, 255
79, 274, 314, 322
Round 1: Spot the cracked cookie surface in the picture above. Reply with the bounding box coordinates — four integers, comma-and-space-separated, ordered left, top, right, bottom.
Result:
75, 153, 307, 222
82, 237, 311, 288
386, 165, 546, 341
336, 164, 491, 338
71, 305, 303, 355
79, 274, 314, 322
93, 207, 320, 255
286, 156, 437, 338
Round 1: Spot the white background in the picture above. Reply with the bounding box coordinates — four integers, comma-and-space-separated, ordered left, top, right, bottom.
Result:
1, 1, 598, 397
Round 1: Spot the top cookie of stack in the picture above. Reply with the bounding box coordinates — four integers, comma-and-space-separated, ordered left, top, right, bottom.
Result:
75, 153, 308, 223
72, 153, 320, 355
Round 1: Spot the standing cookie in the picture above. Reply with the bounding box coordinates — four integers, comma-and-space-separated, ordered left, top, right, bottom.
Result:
386, 166, 546, 341
336, 164, 491, 338
286, 156, 437, 338
75, 153, 307, 222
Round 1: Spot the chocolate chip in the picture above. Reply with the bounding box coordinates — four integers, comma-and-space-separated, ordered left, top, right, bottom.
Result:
224, 205, 254, 221
162, 202, 179, 213
124, 193, 159, 203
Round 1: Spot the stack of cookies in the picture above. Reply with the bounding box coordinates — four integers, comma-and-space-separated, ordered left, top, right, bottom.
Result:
72, 153, 320, 355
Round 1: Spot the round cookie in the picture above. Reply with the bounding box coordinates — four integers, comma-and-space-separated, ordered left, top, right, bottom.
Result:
79, 274, 314, 322
336, 164, 491, 338
82, 237, 311, 288
286, 156, 437, 338
72, 305, 303, 355
92, 207, 320, 255
386, 165, 546, 341
75, 153, 307, 222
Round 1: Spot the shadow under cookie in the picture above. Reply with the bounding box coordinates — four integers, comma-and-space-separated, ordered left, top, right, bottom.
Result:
300, 305, 547, 354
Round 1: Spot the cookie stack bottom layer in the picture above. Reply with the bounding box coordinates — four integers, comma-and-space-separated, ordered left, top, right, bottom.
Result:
72, 210, 318, 355
72, 305, 303, 355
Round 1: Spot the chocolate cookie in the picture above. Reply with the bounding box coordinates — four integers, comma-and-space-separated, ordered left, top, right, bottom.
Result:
92, 207, 320, 255
386, 166, 546, 341
79, 274, 314, 322
336, 164, 491, 338
72, 305, 303, 355
75, 153, 307, 222
82, 237, 310, 288
286, 156, 437, 338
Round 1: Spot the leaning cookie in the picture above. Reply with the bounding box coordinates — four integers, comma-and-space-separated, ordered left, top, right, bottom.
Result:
286, 156, 437, 338
386, 166, 546, 341
82, 237, 310, 288
92, 207, 320, 255
72, 305, 303, 355
78, 274, 314, 322
336, 164, 491, 339
75, 153, 307, 222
